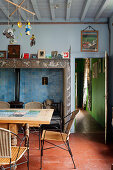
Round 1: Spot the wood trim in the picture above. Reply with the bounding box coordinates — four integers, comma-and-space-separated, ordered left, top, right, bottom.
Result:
0, 22, 108, 25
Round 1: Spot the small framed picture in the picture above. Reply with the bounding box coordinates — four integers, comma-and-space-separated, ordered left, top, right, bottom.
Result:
30, 54, 38, 59
0, 51, 6, 59
62, 52, 69, 59
38, 50, 45, 59
51, 51, 58, 58
23, 53, 29, 59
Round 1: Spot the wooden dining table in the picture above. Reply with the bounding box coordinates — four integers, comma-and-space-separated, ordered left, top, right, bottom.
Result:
0, 109, 54, 145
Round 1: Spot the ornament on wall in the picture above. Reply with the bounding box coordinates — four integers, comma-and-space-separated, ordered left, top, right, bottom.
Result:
17, 21, 22, 28
3, 28, 15, 39
25, 21, 31, 35
30, 34, 36, 47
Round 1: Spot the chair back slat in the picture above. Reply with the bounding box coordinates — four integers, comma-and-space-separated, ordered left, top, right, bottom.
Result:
65, 110, 79, 135
0, 101, 10, 109
25, 102, 43, 109
0, 128, 11, 158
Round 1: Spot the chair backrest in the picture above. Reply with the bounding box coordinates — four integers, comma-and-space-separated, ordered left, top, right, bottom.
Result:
25, 102, 43, 109
0, 101, 10, 109
65, 110, 79, 135
0, 128, 11, 158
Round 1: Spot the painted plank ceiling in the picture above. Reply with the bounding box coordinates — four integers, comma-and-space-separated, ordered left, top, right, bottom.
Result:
0, 0, 113, 22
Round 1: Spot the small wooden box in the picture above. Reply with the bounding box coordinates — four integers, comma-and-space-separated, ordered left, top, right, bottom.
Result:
8, 45, 20, 58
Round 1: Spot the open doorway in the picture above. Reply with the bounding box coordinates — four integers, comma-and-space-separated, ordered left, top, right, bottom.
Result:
75, 58, 105, 136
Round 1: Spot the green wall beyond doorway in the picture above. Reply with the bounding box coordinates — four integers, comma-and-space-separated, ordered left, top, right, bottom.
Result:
75, 58, 105, 128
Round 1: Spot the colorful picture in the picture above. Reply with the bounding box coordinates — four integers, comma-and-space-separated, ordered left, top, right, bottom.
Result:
81, 31, 98, 52
30, 54, 38, 59
0, 51, 6, 59
38, 50, 45, 59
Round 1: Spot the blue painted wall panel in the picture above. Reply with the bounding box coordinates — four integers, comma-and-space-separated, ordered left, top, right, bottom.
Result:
0, 69, 15, 102
20, 68, 63, 104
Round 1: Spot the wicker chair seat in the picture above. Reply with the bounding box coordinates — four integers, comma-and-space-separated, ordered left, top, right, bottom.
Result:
0, 146, 27, 165
42, 130, 67, 141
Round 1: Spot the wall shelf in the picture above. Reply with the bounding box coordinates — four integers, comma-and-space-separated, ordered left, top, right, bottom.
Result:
0, 58, 70, 68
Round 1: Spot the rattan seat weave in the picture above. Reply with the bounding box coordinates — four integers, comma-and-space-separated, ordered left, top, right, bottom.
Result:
0, 146, 27, 165
42, 130, 67, 141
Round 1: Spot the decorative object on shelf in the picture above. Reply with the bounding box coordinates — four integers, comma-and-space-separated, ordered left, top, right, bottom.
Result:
62, 52, 69, 59
57, 54, 62, 59
81, 26, 98, 52
8, 45, 20, 58
0, 51, 7, 59
30, 54, 38, 59
17, 21, 22, 28
38, 50, 45, 59
23, 53, 29, 59
51, 51, 58, 58
46, 54, 52, 59
25, 21, 31, 35
30, 34, 36, 47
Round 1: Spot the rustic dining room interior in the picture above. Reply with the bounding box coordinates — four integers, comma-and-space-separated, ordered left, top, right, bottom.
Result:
0, 0, 113, 170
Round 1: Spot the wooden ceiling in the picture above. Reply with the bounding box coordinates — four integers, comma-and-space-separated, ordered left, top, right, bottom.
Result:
0, 0, 113, 23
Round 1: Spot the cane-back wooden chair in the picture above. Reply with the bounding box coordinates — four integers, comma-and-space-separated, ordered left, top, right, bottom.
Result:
0, 128, 29, 170
25, 102, 43, 149
0, 101, 10, 109
40, 109, 79, 169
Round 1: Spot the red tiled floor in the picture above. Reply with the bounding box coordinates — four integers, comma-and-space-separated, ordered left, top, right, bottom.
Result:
16, 132, 113, 170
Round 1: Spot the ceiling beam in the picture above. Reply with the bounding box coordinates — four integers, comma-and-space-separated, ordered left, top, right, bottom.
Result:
31, 0, 40, 20
95, 0, 110, 20
49, 0, 55, 20
0, 0, 11, 20
81, 0, 91, 21
66, 0, 72, 20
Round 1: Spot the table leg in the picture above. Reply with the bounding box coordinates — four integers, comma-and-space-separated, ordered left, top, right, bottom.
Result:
9, 124, 18, 146
24, 123, 29, 146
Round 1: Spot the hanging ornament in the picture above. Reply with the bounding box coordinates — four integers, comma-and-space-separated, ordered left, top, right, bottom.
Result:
30, 34, 36, 47
25, 21, 31, 35
17, 21, 22, 28
3, 28, 15, 39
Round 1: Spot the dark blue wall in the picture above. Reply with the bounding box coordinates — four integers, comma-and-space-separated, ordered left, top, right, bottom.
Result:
0, 68, 63, 104
20, 68, 63, 104
0, 68, 15, 102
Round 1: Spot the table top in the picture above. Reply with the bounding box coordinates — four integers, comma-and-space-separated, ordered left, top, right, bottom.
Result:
0, 109, 54, 124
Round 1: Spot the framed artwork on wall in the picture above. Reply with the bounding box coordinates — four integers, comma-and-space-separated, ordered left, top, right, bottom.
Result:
81, 30, 98, 52
0, 51, 6, 59
38, 50, 45, 59
23, 53, 29, 59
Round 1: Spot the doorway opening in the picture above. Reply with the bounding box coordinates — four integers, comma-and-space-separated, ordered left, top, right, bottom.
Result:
75, 58, 105, 136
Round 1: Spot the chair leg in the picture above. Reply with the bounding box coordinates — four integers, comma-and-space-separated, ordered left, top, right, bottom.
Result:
66, 140, 76, 169
27, 139, 29, 170
0, 166, 5, 170
40, 139, 44, 169
39, 128, 41, 150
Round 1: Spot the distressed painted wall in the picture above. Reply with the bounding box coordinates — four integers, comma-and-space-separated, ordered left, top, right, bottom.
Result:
20, 68, 63, 104
0, 68, 15, 102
